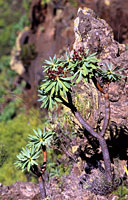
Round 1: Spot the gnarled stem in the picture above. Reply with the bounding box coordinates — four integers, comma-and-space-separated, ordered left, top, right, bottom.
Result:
100, 93, 110, 137
60, 91, 112, 182
41, 145, 47, 174
38, 175, 46, 200
92, 77, 110, 136
30, 145, 47, 199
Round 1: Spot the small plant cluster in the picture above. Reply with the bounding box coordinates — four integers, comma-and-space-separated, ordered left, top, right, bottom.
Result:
46, 65, 65, 80
15, 128, 53, 172
0, 108, 45, 185
15, 128, 54, 199
38, 49, 100, 110
39, 48, 125, 110
97, 62, 125, 82
72, 47, 85, 61
20, 43, 37, 66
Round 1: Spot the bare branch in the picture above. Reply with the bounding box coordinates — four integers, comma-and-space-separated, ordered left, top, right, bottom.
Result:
100, 93, 110, 137
66, 92, 112, 182
66, 92, 101, 140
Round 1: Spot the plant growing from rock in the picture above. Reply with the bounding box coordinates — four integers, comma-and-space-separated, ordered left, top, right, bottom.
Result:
15, 128, 53, 199
38, 47, 125, 184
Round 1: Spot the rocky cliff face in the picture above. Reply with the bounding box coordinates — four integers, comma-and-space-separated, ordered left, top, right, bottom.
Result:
72, 8, 128, 174
73, 7, 128, 128
0, 181, 39, 200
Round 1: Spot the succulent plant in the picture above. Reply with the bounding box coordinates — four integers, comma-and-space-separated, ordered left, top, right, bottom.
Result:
69, 48, 100, 83
38, 49, 100, 110
28, 128, 53, 150
15, 145, 40, 172
97, 62, 125, 82
15, 128, 54, 172
38, 54, 74, 110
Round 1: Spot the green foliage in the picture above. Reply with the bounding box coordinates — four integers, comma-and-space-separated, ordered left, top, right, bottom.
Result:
15, 146, 40, 172
113, 185, 128, 200
97, 62, 125, 81
0, 143, 8, 167
47, 161, 71, 178
38, 54, 73, 110
0, 108, 46, 185
39, 48, 125, 111
0, 101, 18, 122
20, 43, 37, 66
0, 56, 16, 98
15, 106, 75, 181
69, 0, 78, 7
15, 127, 54, 173
0, 56, 11, 71
23, 0, 32, 13
0, 0, 30, 57
0, 56, 26, 122
69, 49, 99, 83
28, 128, 53, 150
9, 14, 30, 47
39, 48, 99, 110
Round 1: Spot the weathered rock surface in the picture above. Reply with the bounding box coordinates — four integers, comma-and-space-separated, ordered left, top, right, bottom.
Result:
0, 181, 39, 200
0, 167, 119, 200
73, 7, 128, 128
82, 0, 128, 44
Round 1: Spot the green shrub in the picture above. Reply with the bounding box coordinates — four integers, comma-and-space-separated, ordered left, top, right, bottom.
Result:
0, 108, 46, 185
0, 56, 26, 122
0, 0, 30, 57
20, 43, 37, 66
0, 143, 8, 167
114, 185, 128, 200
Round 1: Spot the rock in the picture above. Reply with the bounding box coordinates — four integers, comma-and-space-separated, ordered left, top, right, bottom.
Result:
78, 0, 128, 44
0, 181, 40, 200
10, 28, 30, 75
30, 0, 47, 33
73, 7, 125, 58
73, 7, 128, 128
